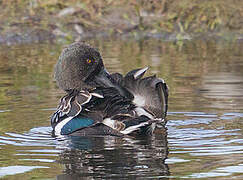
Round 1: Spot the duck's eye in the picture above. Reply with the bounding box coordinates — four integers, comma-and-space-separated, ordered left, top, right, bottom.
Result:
86, 59, 93, 64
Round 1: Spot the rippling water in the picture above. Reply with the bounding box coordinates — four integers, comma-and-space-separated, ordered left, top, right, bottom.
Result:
0, 39, 242, 179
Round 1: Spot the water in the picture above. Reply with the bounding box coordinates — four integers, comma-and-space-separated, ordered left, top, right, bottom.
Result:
0, 39, 243, 179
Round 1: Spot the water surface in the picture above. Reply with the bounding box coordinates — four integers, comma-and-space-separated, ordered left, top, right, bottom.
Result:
0, 39, 242, 179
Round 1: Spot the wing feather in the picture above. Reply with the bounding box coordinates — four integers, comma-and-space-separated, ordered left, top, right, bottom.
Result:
123, 67, 169, 119
51, 90, 95, 128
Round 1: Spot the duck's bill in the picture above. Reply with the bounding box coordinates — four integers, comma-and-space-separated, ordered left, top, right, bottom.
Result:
94, 68, 115, 87
94, 68, 133, 98
86, 67, 133, 98
84, 66, 113, 88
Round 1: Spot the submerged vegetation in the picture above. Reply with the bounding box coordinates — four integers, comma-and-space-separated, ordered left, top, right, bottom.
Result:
0, 0, 242, 43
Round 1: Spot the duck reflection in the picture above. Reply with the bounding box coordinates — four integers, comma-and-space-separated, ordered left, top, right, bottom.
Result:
56, 127, 169, 179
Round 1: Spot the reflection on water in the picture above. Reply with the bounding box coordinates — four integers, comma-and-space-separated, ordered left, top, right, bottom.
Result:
0, 126, 169, 179
0, 39, 243, 179
57, 130, 168, 179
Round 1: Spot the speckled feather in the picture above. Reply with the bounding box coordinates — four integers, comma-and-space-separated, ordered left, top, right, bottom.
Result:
54, 42, 103, 91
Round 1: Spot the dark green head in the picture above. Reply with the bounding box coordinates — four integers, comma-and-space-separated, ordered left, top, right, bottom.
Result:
54, 42, 105, 91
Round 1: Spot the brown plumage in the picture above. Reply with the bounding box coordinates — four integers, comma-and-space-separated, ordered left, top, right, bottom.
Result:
55, 42, 103, 91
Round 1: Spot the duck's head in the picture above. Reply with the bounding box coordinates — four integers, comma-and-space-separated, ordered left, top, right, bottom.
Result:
54, 42, 113, 92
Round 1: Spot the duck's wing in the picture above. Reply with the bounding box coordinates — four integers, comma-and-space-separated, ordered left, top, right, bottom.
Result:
123, 67, 169, 119
51, 90, 104, 135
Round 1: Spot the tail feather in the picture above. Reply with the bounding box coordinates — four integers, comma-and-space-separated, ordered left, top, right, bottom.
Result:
123, 67, 169, 119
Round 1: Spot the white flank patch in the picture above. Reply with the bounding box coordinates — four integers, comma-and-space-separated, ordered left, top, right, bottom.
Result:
120, 122, 149, 135
54, 116, 73, 136
102, 118, 115, 129
135, 107, 153, 119
133, 95, 146, 107
133, 67, 148, 79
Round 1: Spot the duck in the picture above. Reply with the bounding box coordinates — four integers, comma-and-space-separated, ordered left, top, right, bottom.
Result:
51, 42, 168, 137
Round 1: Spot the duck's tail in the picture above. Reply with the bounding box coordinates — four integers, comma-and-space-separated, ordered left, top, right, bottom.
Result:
122, 67, 169, 120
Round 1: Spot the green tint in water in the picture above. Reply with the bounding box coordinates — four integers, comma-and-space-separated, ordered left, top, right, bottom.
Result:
0, 39, 242, 179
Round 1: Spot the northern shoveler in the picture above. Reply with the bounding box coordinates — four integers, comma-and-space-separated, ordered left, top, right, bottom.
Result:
51, 42, 168, 137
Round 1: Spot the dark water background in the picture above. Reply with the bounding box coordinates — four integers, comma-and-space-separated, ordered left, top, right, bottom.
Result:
0, 38, 243, 179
